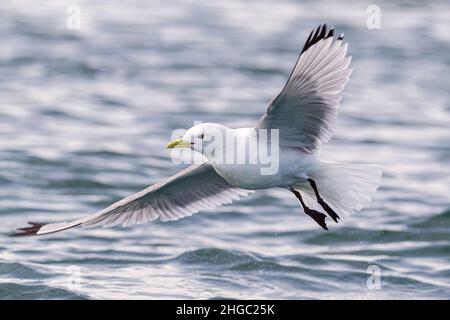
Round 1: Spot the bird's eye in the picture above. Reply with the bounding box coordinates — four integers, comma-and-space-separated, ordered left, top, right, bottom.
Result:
199, 134, 204, 139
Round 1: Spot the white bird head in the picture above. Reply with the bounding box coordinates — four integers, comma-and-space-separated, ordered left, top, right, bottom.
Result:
166, 123, 228, 158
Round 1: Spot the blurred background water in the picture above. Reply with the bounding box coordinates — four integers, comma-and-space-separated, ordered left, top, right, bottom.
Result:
0, 0, 449, 299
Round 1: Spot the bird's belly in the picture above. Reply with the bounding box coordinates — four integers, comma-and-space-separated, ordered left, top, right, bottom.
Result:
211, 163, 289, 190
209, 148, 319, 190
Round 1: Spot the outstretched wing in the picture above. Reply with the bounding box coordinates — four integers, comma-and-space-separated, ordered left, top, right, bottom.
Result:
13, 162, 252, 236
256, 24, 352, 153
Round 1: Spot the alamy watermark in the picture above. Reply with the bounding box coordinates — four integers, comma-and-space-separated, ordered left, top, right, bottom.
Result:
169, 123, 280, 175
366, 5, 381, 30
366, 264, 382, 290
67, 5, 81, 30
66, 265, 82, 292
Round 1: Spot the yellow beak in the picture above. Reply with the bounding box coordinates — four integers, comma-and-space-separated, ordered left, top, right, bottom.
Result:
166, 138, 191, 149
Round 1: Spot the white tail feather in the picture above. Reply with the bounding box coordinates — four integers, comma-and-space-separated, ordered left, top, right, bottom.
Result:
295, 161, 382, 217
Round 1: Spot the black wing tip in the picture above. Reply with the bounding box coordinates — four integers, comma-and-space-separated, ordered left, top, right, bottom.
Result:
10, 221, 47, 237
301, 24, 342, 54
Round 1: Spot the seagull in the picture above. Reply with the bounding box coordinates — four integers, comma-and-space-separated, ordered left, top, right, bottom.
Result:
13, 24, 381, 237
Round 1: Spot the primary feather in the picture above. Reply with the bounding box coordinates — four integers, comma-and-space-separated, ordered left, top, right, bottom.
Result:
257, 24, 352, 152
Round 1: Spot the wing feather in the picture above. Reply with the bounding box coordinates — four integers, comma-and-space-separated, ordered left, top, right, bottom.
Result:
13, 162, 252, 236
256, 24, 352, 153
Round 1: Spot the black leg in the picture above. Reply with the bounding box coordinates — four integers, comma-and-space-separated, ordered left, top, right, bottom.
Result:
307, 179, 340, 223
290, 187, 328, 230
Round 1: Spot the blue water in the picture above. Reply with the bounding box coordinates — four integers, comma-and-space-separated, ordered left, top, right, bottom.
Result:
1, 0, 449, 299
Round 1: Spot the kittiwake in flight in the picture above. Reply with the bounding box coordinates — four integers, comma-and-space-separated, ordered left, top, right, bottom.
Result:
14, 24, 381, 236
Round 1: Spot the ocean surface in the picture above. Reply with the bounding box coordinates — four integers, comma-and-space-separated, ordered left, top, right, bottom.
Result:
0, 0, 449, 299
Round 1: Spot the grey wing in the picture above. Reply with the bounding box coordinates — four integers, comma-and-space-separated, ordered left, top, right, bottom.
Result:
14, 162, 252, 236
256, 24, 352, 153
